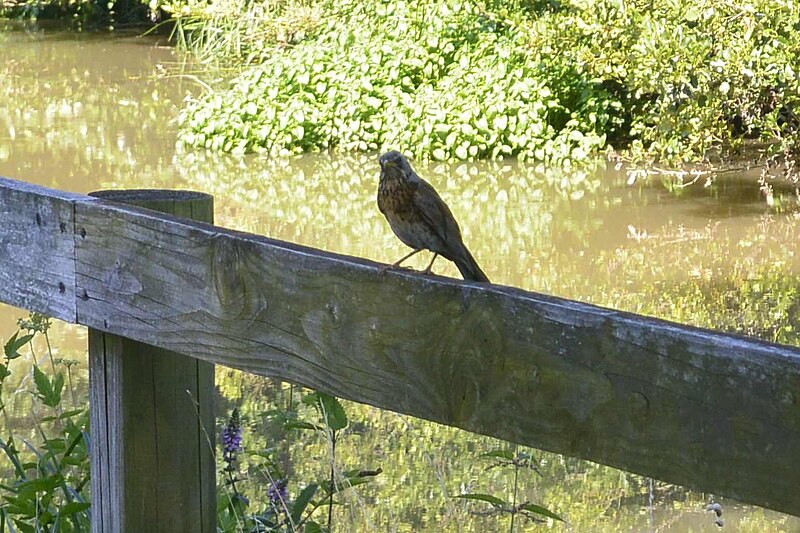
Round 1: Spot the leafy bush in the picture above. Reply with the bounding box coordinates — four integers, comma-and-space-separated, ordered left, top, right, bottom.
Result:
176, 0, 618, 163
548, 0, 800, 162
0, 314, 91, 533
1, 0, 153, 26
162, 0, 323, 64
177, 0, 800, 164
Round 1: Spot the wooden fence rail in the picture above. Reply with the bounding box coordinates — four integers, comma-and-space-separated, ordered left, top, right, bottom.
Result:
1, 176, 800, 530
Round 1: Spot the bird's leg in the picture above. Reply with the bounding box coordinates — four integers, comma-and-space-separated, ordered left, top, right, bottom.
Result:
422, 253, 439, 275
380, 249, 423, 274
392, 248, 423, 268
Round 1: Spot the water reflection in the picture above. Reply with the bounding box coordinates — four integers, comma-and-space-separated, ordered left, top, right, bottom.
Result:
1, 21, 799, 532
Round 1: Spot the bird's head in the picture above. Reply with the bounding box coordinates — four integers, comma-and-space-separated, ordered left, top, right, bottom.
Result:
379, 150, 413, 181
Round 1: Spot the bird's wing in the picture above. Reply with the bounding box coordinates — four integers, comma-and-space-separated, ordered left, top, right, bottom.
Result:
413, 178, 463, 247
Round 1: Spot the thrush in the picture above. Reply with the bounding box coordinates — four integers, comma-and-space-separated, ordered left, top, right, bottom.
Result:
377, 150, 490, 283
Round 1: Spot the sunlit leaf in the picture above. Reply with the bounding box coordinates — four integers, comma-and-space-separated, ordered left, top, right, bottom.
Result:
479, 449, 514, 461
290, 483, 318, 525
58, 502, 90, 517
520, 502, 565, 522
455, 493, 506, 507
4, 333, 34, 360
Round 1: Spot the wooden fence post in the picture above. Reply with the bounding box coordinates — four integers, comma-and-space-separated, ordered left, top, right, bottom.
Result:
87, 190, 216, 533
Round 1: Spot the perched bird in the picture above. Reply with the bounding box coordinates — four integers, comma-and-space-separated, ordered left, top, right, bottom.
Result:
377, 150, 490, 282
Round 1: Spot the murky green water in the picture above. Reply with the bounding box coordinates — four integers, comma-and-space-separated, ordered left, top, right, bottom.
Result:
1, 20, 799, 532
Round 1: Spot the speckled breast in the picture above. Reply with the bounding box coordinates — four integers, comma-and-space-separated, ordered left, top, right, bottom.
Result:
378, 178, 445, 253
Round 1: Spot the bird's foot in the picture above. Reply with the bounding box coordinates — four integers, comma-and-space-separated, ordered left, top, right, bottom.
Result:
379, 263, 414, 275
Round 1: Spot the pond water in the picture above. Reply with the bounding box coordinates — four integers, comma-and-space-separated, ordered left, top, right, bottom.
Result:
1, 20, 799, 532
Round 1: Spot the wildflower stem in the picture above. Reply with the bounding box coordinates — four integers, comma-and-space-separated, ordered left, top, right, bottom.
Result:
510, 462, 519, 533
44, 330, 57, 378
327, 428, 337, 532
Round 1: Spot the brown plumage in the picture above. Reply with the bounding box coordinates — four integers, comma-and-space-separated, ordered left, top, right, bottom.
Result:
377, 150, 490, 283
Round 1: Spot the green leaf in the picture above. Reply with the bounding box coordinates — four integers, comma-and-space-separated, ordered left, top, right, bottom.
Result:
16, 475, 64, 499
318, 394, 347, 431
33, 366, 53, 401
59, 408, 84, 420
290, 483, 318, 525
455, 493, 507, 507
520, 502, 565, 522
284, 421, 321, 432
4, 333, 34, 360
304, 393, 347, 431
684, 7, 700, 21
33, 366, 62, 407
324, 469, 377, 494
0, 363, 10, 382
217, 492, 233, 514
479, 449, 514, 461
58, 501, 90, 517
53, 373, 64, 402
332, 476, 371, 491
492, 115, 508, 131
304, 521, 328, 533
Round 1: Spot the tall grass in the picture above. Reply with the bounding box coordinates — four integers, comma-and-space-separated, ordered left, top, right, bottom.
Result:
164, 0, 323, 65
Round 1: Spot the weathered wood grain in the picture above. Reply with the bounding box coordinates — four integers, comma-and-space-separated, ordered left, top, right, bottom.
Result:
69, 197, 800, 517
88, 331, 123, 533
0, 177, 81, 321
87, 190, 216, 533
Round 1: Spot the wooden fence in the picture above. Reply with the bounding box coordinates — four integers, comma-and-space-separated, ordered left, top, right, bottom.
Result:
1, 176, 799, 532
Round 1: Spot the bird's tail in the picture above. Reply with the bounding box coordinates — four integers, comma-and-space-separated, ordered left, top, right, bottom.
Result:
454, 248, 490, 283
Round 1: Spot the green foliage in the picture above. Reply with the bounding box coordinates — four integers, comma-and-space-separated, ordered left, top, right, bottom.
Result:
302, 392, 347, 432
1, 0, 154, 27
456, 493, 507, 506
161, 0, 323, 64
33, 366, 64, 408
456, 448, 564, 531
567, 0, 800, 163
0, 314, 91, 533
176, 0, 618, 162
4, 332, 35, 360
217, 392, 379, 532
177, 0, 800, 164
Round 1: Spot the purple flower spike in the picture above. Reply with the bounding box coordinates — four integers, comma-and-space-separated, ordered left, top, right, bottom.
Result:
268, 479, 288, 506
222, 408, 243, 463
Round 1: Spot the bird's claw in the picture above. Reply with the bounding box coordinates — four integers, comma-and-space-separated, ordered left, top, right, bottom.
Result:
379, 264, 420, 276
379, 264, 408, 275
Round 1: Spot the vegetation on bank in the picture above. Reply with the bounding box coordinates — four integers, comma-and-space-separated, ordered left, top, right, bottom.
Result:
0, 315, 91, 532
171, 0, 800, 165
3, 0, 798, 165
0, 0, 151, 27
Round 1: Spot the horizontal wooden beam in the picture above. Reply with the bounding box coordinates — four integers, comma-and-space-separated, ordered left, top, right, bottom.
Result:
1, 176, 800, 516
0, 177, 83, 322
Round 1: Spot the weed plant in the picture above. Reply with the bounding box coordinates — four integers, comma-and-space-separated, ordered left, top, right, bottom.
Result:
0, 314, 91, 533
